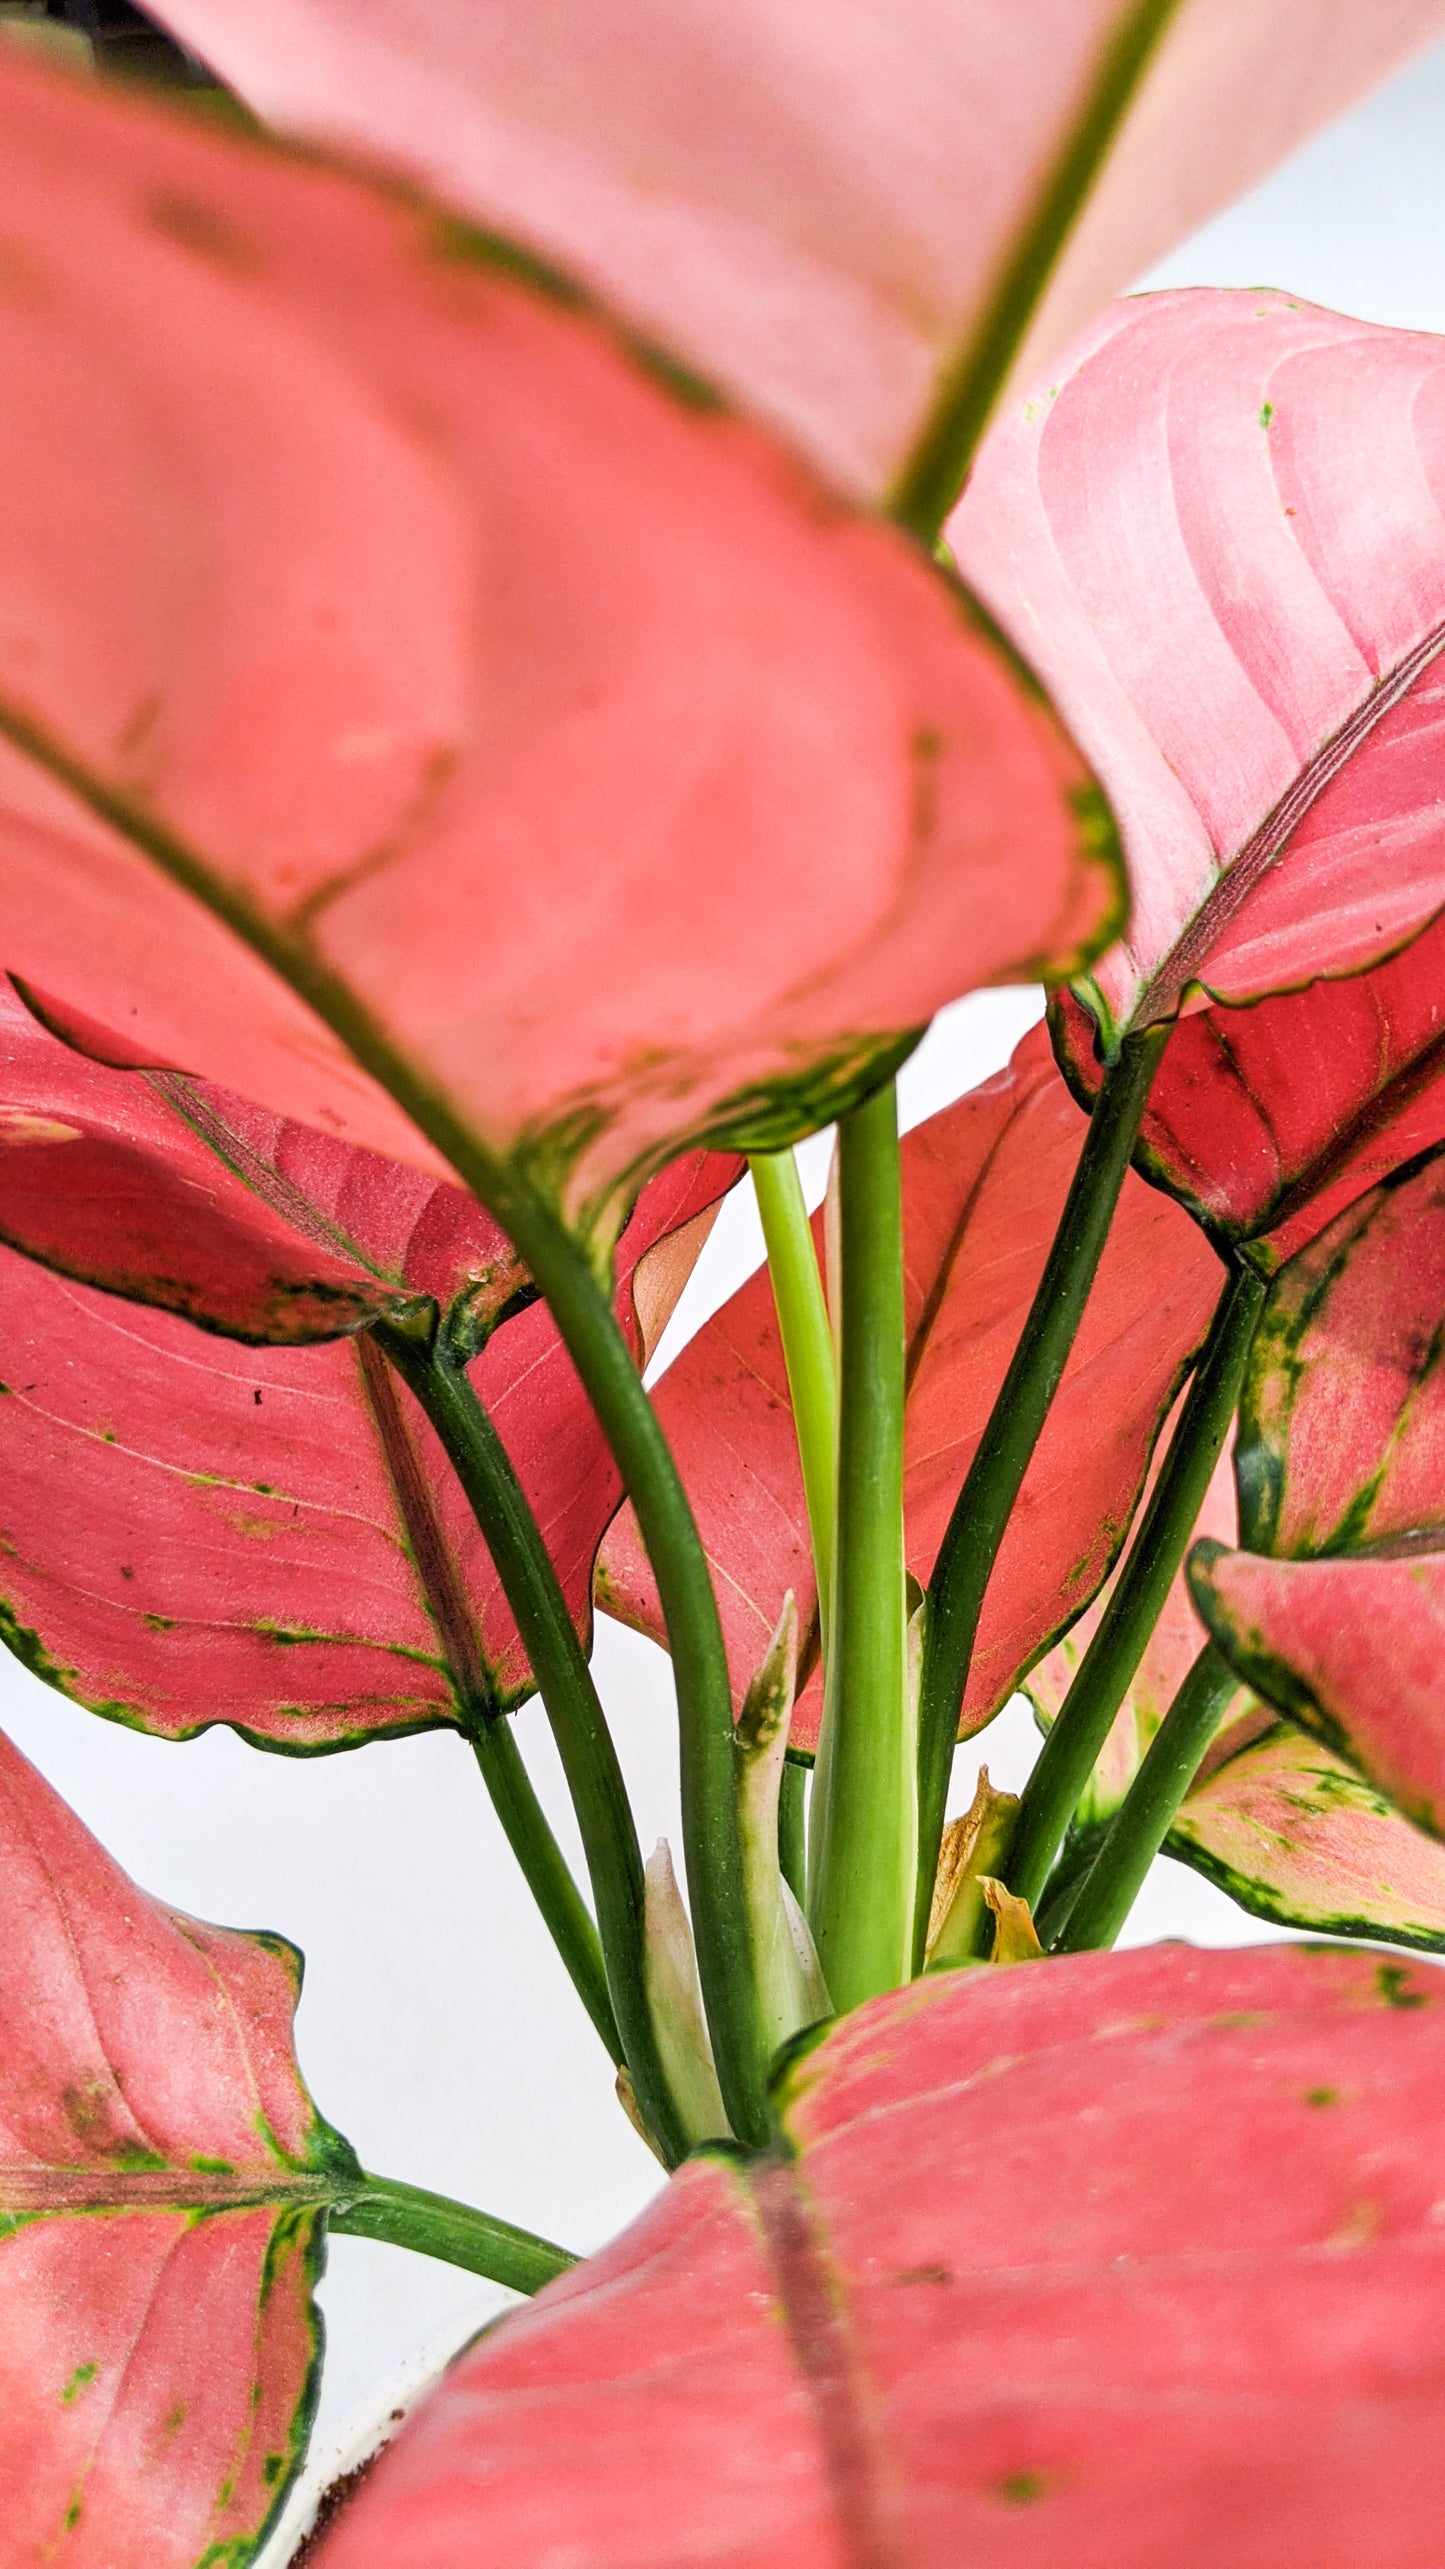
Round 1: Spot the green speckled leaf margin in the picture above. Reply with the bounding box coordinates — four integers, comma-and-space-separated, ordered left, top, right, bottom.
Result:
0, 1724, 371, 2566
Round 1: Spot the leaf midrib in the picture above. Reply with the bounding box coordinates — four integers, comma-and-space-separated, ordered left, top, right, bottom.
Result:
0, 2166, 339, 2213
1141, 613, 1445, 1027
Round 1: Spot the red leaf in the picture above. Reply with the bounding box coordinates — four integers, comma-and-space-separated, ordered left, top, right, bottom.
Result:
0, 979, 527, 1347
1193, 1544, 1445, 1841
0, 1721, 356, 2565
955, 293, 1445, 1049
1235, 1145, 1445, 1560
1191, 1142, 1445, 1837
315, 1944, 1445, 2567
141, 0, 1445, 497
599, 1027, 1222, 1748
0, 1149, 734, 1744
1051, 900, 1445, 1270
1031, 1444, 1445, 1951
0, 53, 1113, 1238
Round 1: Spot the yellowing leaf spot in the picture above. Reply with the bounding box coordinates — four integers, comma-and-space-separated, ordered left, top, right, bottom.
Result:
0, 1112, 82, 1146
997, 2471, 1052, 2506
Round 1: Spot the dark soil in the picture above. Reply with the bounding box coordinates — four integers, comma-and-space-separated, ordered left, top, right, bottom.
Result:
286, 2413, 406, 2565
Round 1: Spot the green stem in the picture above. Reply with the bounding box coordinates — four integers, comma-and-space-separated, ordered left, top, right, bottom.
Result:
375, 1323, 687, 2168
887, 0, 1181, 542
914, 1022, 1169, 1959
778, 1758, 807, 1907
0, 700, 773, 2147
1005, 1258, 1264, 1910
488, 1205, 770, 2149
749, 1148, 838, 1640
469, 1711, 621, 2066
331, 2171, 575, 2292
807, 1082, 913, 2009
1052, 1641, 1238, 1951
391, 1203, 771, 2151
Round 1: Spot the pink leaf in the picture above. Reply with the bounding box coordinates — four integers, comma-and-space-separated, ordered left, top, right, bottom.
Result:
0, 979, 527, 1348
1051, 898, 1445, 1271
1193, 1544, 1445, 1841
141, 0, 1445, 498
315, 1944, 1445, 2567
1234, 1148, 1445, 1560
0, 1145, 734, 1744
599, 1027, 1222, 1748
955, 292, 1445, 1051
1174, 1718, 1445, 1952
1030, 1444, 1445, 1952
1191, 1142, 1445, 1837
0, 52, 1114, 1238
0, 1721, 355, 2566
0, 742, 445, 1185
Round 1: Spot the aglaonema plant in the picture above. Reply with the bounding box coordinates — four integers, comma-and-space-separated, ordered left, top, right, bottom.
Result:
4, 3, 1445, 2561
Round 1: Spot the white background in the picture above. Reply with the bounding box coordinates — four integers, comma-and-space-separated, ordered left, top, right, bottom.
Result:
8, 33, 1445, 2445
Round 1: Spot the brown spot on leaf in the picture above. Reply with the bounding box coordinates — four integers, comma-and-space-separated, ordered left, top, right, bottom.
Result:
146, 191, 264, 276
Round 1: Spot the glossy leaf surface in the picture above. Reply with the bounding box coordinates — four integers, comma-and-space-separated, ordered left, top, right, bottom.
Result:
0, 1150, 732, 1744
1051, 899, 1445, 1269
1234, 1143, 1445, 1560
0, 1721, 354, 2567
0, 52, 1114, 1239
955, 292, 1445, 1057
1194, 1545, 1445, 1841
0, 735, 448, 1189
142, 0, 1445, 499
1175, 1719, 1445, 1952
599, 1027, 1222, 1748
318, 1944, 1445, 2568
0, 980, 526, 1348
1191, 1142, 1445, 1835
1032, 1446, 1445, 1950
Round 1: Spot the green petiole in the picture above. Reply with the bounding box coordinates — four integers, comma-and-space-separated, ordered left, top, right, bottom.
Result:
425, 1198, 774, 2153
1052, 1640, 1240, 1952
1004, 1258, 1265, 1912
330, 2170, 575, 2293
807, 1081, 914, 2011
777, 1758, 808, 1907
749, 1147, 838, 1645
374, 1321, 688, 2166
913, 1020, 1170, 1962
468, 1709, 622, 2067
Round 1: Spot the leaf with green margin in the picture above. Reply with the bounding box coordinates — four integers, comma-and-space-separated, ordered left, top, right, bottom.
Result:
1191, 1139, 1445, 1840
0, 1719, 361, 2569
0, 1140, 735, 1749
1050, 895, 1445, 1273
0, 47, 1116, 1248
0, 978, 528, 1352
140, 0, 1445, 500
1033, 1430, 1445, 1949
1192, 1545, 1445, 1844
1173, 1718, 1445, 1953
311, 1944, 1445, 2567
1232, 1141, 1445, 1561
